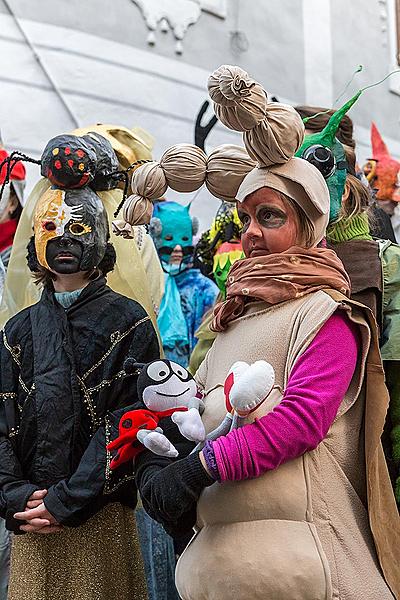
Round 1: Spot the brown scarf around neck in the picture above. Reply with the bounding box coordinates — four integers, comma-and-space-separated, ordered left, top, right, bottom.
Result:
212, 246, 351, 332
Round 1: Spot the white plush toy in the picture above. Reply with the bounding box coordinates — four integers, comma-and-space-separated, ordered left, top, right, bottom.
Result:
193, 360, 275, 452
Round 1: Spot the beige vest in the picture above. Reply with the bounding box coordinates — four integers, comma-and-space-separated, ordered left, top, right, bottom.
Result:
175, 291, 394, 600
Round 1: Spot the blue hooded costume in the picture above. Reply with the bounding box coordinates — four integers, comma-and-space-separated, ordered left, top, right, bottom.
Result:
151, 201, 218, 368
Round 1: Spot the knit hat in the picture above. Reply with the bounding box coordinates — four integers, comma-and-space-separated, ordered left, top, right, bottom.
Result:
208, 65, 330, 245
236, 160, 329, 244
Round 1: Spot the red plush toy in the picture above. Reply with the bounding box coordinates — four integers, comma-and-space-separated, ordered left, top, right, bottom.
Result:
107, 409, 160, 470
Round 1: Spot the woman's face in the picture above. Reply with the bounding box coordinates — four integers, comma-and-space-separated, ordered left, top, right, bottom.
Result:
238, 188, 300, 258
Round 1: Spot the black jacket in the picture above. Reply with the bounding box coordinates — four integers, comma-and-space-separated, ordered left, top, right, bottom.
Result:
0, 278, 159, 531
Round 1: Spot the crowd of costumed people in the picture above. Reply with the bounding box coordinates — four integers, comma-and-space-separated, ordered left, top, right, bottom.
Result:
0, 64, 398, 600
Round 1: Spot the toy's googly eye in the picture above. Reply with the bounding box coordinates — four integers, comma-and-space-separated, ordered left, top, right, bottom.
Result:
302, 144, 336, 179
147, 361, 171, 382
170, 361, 191, 381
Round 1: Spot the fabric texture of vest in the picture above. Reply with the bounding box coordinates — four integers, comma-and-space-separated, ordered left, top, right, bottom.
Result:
175, 290, 398, 600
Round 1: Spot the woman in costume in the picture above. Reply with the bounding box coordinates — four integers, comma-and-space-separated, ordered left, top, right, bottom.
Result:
0, 133, 160, 599
126, 66, 399, 599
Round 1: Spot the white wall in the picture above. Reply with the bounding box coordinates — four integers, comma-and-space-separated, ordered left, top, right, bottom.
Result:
1, 0, 400, 231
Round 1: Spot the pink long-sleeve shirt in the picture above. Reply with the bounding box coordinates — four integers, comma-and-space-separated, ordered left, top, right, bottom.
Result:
204, 311, 359, 482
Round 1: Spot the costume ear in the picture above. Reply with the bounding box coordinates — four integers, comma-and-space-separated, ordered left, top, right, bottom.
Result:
192, 216, 199, 237
124, 358, 146, 375
26, 236, 40, 272
149, 217, 162, 238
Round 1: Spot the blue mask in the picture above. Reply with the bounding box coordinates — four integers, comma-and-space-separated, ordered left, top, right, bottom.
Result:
151, 201, 194, 264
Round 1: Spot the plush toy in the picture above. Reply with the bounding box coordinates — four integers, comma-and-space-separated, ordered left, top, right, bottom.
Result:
193, 360, 275, 452
107, 358, 206, 469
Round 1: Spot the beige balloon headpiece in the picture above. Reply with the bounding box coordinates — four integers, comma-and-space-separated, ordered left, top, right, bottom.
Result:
114, 142, 256, 235
207, 65, 330, 245
207, 65, 305, 166
117, 64, 327, 240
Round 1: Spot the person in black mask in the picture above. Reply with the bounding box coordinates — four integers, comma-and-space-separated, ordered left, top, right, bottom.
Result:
0, 175, 159, 599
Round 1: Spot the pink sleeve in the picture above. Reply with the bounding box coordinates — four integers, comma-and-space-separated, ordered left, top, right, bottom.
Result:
211, 310, 360, 482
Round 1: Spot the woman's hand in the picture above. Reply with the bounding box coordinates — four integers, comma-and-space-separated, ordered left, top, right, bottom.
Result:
14, 497, 62, 534
140, 452, 214, 529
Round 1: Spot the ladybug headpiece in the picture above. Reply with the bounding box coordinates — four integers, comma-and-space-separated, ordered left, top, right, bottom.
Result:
0, 132, 153, 271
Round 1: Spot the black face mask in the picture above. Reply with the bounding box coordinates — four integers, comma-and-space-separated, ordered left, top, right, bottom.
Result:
46, 237, 83, 274
34, 186, 109, 272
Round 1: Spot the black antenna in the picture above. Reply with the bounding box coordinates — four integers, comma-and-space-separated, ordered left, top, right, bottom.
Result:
0, 152, 40, 202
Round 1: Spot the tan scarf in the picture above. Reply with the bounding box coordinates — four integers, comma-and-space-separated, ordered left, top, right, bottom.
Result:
212, 246, 351, 332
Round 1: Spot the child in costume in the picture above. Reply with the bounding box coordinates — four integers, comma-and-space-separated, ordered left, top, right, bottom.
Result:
126, 65, 399, 599
150, 200, 218, 368
0, 133, 159, 600
134, 200, 216, 600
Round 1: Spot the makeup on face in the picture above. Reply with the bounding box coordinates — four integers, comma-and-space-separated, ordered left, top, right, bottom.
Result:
238, 188, 299, 258
238, 203, 288, 233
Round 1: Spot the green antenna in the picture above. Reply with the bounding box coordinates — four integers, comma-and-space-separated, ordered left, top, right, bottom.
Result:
318, 90, 362, 145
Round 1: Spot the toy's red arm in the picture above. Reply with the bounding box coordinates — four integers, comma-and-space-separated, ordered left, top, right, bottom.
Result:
107, 409, 159, 470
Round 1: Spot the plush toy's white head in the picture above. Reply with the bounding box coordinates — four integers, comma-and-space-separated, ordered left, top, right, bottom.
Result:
141, 360, 198, 412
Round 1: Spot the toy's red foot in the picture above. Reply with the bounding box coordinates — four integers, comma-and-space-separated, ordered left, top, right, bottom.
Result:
107, 409, 159, 470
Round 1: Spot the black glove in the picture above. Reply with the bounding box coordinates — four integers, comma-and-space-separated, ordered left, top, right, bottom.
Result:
139, 452, 214, 533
